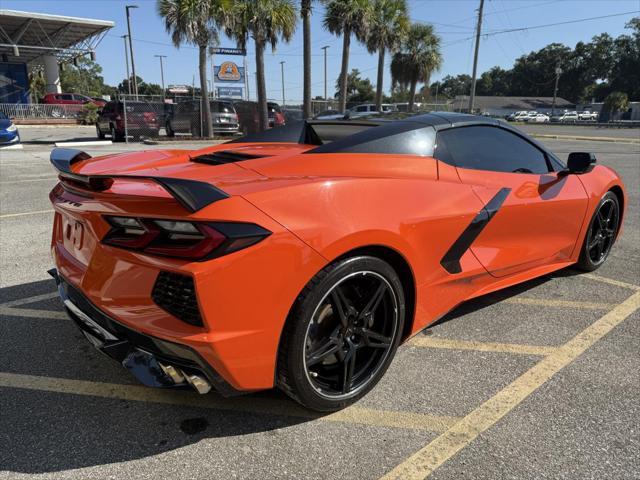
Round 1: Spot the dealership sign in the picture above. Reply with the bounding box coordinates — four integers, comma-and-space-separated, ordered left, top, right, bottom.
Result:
167, 84, 189, 94
215, 61, 245, 82
210, 47, 246, 56
217, 86, 243, 98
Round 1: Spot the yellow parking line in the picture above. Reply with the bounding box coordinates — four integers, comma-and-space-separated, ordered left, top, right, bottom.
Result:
581, 273, 640, 291
0, 292, 58, 308
0, 209, 54, 219
381, 290, 640, 480
0, 307, 67, 320
502, 297, 614, 310
0, 372, 460, 432
410, 337, 558, 357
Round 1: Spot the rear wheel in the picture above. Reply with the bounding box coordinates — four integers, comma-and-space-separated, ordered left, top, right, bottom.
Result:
576, 191, 620, 271
277, 256, 405, 412
110, 124, 124, 142
166, 122, 175, 137
96, 123, 105, 139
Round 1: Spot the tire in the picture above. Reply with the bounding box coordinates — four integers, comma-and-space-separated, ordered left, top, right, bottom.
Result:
166, 122, 175, 137
110, 124, 124, 142
576, 191, 620, 271
277, 255, 405, 412
96, 124, 105, 139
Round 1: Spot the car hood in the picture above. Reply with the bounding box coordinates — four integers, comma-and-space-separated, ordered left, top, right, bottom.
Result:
0, 119, 13, 130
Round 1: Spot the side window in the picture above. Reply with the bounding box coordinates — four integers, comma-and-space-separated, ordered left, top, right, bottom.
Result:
355, 105, 367, 112
435, 126, 550, 174
60, 94, 73, 101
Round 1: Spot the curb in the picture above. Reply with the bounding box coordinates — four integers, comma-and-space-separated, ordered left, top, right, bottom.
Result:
531, 134, 640, 144
54, 140, 113, 147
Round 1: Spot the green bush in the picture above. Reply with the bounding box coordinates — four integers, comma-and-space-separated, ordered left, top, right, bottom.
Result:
79, 103, 100, 125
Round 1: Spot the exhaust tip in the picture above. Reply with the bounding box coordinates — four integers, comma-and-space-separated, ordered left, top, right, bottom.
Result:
159, 362, 186, 385
182, 370, 212, 394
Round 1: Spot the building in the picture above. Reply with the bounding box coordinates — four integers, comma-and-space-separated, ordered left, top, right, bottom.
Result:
0, 10, 113, 103
450, 95, 575, 117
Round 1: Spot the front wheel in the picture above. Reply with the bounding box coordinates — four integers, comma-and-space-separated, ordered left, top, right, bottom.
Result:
576, 191, 620, 271
96, 124, 105, 139
277, 256, 405, 412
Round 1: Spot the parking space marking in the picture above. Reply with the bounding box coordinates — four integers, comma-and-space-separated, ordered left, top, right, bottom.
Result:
381, 290, 640, 480
0, 372, 460, 432
0, 307, 67, 320
410, 337, 558, 357
0, 209, 54, 219
0, 292, 58, 308
581, 272, 640, 291
0, 178, 57, 185
502, 297, 614, 310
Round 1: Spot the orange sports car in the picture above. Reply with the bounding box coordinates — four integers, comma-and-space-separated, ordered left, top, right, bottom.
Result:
49, 113, 625, 411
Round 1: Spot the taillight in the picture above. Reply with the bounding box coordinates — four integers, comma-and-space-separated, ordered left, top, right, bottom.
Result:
102, 216, 270, 260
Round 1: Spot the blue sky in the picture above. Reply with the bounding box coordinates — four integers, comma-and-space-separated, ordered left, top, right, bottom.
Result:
4, 0, 639, 102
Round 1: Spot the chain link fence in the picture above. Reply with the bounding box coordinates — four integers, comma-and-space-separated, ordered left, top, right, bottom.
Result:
0, 103, 86, 120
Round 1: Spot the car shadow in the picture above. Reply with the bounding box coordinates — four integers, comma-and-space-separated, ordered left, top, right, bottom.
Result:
0, 279, 314, 474
20, 137, 99, 145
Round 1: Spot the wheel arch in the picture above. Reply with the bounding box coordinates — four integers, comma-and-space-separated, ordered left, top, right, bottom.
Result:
609, 184, 625, 237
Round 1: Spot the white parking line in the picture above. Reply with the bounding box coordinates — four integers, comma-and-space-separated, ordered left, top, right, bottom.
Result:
0, 209, 54, 219
0, 292, 58, 308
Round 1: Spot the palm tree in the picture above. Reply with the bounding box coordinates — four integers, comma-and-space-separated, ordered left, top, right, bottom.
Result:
390, 23, 442, 112
158, 0, 229, 137
324, 0, 372, 112
228, 0, 297, 131
366, 0, 409, 111
301, 0, 313, 119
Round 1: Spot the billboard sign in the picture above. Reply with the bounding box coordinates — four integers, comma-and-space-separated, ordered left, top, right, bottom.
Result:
217, 86, 243, 99
210, 47, 246, 56
167, 84, 189, 94
215, 61, 245, 82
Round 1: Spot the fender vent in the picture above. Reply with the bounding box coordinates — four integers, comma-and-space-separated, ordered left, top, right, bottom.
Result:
191, 150, 266, 165
152, 272, 203, 326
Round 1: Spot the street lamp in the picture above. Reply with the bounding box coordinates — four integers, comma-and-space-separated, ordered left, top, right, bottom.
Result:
154, 54, 167, 100
125, 5, 139, 98
280, 61, 286, 108
121, 35, 131, 95
321, 46, 329, 105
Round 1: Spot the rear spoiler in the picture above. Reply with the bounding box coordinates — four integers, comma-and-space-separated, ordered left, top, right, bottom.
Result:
50, 148, 229, 213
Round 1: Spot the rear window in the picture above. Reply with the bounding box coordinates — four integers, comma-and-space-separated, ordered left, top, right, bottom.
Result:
213, 101, 234, 113
267, 103, 281, 113
126, 103, 155, 113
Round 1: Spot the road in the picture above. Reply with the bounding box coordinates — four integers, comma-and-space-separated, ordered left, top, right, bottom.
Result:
0, 130, 638, 479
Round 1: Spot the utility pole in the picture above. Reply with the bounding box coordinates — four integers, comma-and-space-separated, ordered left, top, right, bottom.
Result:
121, 35, 131, 95
280, 61, 286, 108
154, 54, 166, 100
209, 48, 216, 99
552, 65, 562, 117
125, 5, 139, 99
468, 0, 484, 114
321, 46, 329, 106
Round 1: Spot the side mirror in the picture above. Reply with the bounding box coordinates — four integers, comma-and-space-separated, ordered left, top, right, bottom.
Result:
563, 152, 596, 175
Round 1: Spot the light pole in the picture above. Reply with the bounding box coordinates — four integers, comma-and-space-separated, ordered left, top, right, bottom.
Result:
321, 45, 329, 106
125, 5, 139, 98
468, 0, 485, 113
280, 61, 286, 108
121, 35, 131, 95
154, 54, 166, 100
552, 65, 562, 117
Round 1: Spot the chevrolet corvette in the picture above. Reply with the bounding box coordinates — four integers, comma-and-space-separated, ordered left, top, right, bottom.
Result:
49, 113, 625, 411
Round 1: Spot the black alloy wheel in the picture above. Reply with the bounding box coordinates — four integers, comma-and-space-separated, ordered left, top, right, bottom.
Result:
577, 191, 620, 271
278, 256, 405, 412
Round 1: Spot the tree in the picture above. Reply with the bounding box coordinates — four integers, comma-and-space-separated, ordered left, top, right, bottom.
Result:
366, 0, 408, 111
390, 23, 442, 111
601, 91, 629, 122
431, 74, 471, 99
59, 57, 113, 97
228, 0, 297, 130
335, 68, 374, 105
158, 0, 229, 137
28, 70, 46, 102
301, 0, 313, 119
476, 67, 511, 96
324, 0, 372, 112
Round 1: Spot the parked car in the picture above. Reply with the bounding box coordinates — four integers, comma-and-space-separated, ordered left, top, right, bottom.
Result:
349, 103, 397, 117
164, 100, 239, 137
233, 101, 285, 134
551, 111, 579, 123
526, 113, 550, 123
578, 111, 598, 121
96, 100, 160, 141
314, 109, 341, 119
507, 111, 537, 122
283, 108, 304, 124
0, 112, 19, 145
91, 97, 108, 108
43, 93, 102, 106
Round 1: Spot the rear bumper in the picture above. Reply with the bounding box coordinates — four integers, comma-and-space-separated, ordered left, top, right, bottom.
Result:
50, 268, 240, 396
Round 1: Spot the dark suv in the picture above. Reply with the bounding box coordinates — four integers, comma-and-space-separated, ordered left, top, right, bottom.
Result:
96, 101, 160, 141
164, 99, 239, 137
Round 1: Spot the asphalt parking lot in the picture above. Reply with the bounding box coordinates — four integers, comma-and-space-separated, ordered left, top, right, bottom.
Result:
0, 128, 638, 479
